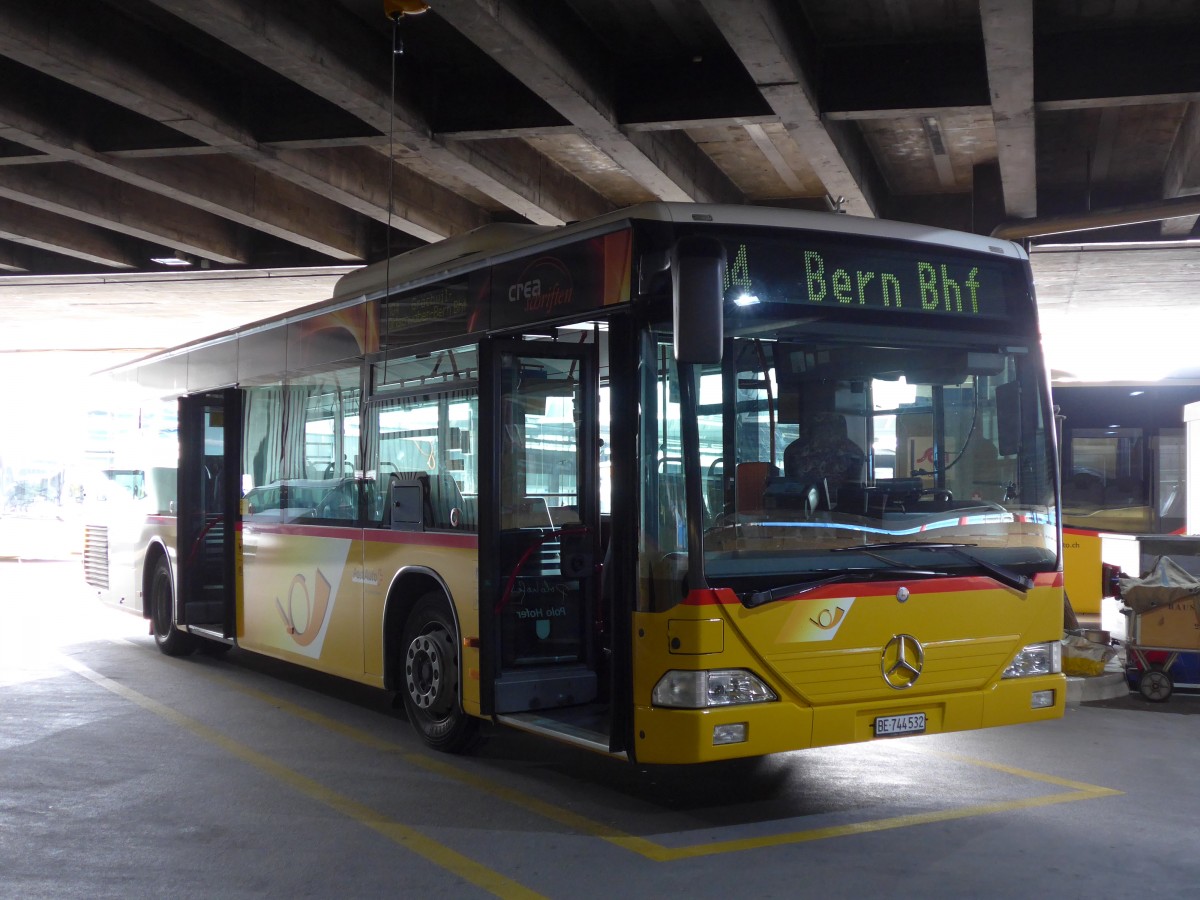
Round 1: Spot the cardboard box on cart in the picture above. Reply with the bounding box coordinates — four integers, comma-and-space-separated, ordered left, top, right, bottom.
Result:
1121, 556, 1200, 650
1131, 599, 1200, 650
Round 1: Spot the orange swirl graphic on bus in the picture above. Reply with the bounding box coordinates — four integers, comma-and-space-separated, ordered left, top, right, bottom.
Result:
274, 570, 332, 647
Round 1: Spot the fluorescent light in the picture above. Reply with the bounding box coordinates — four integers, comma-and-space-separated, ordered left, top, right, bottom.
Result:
151, 251, 193, 267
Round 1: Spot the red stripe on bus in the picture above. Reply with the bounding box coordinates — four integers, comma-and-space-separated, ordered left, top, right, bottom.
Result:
244, 523, 365, 540
244, 522, 477, 549
368, 530, 478, 550
682, 571, 1061, 605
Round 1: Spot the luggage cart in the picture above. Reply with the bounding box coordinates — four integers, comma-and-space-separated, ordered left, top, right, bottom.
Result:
1119, 557, 1200, 703
1125, 644, 1200, 702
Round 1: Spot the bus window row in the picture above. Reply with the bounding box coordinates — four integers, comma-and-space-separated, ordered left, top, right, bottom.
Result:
240, 342, 610, 532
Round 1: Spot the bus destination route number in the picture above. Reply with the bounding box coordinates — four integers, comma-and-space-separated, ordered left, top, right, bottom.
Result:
874, 712, 926, 737
720, 233, 1013, 320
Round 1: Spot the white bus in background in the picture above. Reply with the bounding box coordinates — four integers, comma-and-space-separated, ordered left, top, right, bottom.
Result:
82, 462, 178, 613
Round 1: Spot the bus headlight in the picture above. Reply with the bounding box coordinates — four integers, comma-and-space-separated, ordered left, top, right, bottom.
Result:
652, 669, 778, 708
1002, 641, 1062, 679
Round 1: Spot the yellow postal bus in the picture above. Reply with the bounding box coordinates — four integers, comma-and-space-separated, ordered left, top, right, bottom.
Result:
1055, 382, 1200, 615
85, 203, 1064, 764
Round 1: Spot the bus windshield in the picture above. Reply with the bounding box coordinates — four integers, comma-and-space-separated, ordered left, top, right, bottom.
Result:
646, 326, 1057, 599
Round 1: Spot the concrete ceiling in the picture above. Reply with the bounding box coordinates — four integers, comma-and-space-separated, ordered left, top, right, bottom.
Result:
2, 0, 1200, 379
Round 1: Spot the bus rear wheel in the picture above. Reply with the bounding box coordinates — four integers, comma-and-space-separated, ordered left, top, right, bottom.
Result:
150, 557, 194, 657
399, 592, 478, 753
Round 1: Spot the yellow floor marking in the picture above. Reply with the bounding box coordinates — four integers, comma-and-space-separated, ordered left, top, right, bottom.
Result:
60, 654, 547, 900
186, 660, 666, 855
923, 749, 1125, 794
624, 787, 1120, 861
122, 641, 1123, 862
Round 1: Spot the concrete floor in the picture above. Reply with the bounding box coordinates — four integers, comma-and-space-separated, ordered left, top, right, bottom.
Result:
3, 558, 1198, 899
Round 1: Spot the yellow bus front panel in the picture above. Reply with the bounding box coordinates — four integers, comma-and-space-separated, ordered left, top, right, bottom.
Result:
632, 576, 1065, 765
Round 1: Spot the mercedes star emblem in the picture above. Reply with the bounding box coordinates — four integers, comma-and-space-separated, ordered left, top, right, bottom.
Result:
881, 633, 925, 690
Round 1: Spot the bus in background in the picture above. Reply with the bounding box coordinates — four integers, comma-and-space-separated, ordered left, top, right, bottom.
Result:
1056, 383, 1200, 616
85, 202, 1064, 764
82, 460, 177, 614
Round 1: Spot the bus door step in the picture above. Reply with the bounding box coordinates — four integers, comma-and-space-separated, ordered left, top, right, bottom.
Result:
493, 664, 597, 715
496, 705, 621, 757
187, 625, 232, 644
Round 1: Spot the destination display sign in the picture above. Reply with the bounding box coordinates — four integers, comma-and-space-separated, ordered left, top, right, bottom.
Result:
718, 231, 1018, 321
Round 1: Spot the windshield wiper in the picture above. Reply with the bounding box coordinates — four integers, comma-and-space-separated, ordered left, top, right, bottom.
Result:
741, 566, 945, 609
833, 542, 1032, 593
743, 573, 853, 608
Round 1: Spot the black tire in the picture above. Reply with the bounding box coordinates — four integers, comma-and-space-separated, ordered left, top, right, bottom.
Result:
1139, 665, 1173, 703
150, 557, 194, 657
399, 592, 478, 753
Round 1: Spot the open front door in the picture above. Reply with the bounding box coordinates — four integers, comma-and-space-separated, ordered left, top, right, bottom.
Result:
177, 389, 241, 637
483, 340, 601, 715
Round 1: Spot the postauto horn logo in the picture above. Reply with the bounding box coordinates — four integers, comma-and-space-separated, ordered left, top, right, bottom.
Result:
275, 570, 333, 650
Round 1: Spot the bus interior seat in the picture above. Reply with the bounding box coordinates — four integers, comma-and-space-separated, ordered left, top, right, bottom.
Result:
735, 461, 779, 514
783, 412, 865, 488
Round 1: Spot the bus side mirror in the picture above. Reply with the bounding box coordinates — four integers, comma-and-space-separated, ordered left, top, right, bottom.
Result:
996, 381, 1021, 456
673, 236, 725, 364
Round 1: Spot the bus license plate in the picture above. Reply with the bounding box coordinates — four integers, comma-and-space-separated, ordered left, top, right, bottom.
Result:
874, 712, 926, 737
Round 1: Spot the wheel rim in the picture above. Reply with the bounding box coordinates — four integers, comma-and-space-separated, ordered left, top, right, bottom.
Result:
405, 628, 447, 713
1143, 670, 1170, 700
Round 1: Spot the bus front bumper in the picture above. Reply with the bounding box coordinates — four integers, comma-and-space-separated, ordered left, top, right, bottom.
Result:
631, 674, 1066, 765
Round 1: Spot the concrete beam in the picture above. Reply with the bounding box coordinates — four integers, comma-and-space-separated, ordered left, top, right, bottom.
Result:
432, 0, 743, 205
699, 0, 877, 217
0, 94, 370, 261
142, 0, 602, 226
1161, 102, 1200, 237
0, 0, 471, 246
0, 197, 140, 268
981, 0, 1037, 220
0, 164, 245, 265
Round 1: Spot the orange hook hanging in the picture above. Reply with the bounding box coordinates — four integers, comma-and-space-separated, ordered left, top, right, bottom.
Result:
384, 0, 430, 18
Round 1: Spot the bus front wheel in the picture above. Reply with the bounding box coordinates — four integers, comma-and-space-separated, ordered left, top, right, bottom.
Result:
399, 592, 478, 753
150, 558, 194, 657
